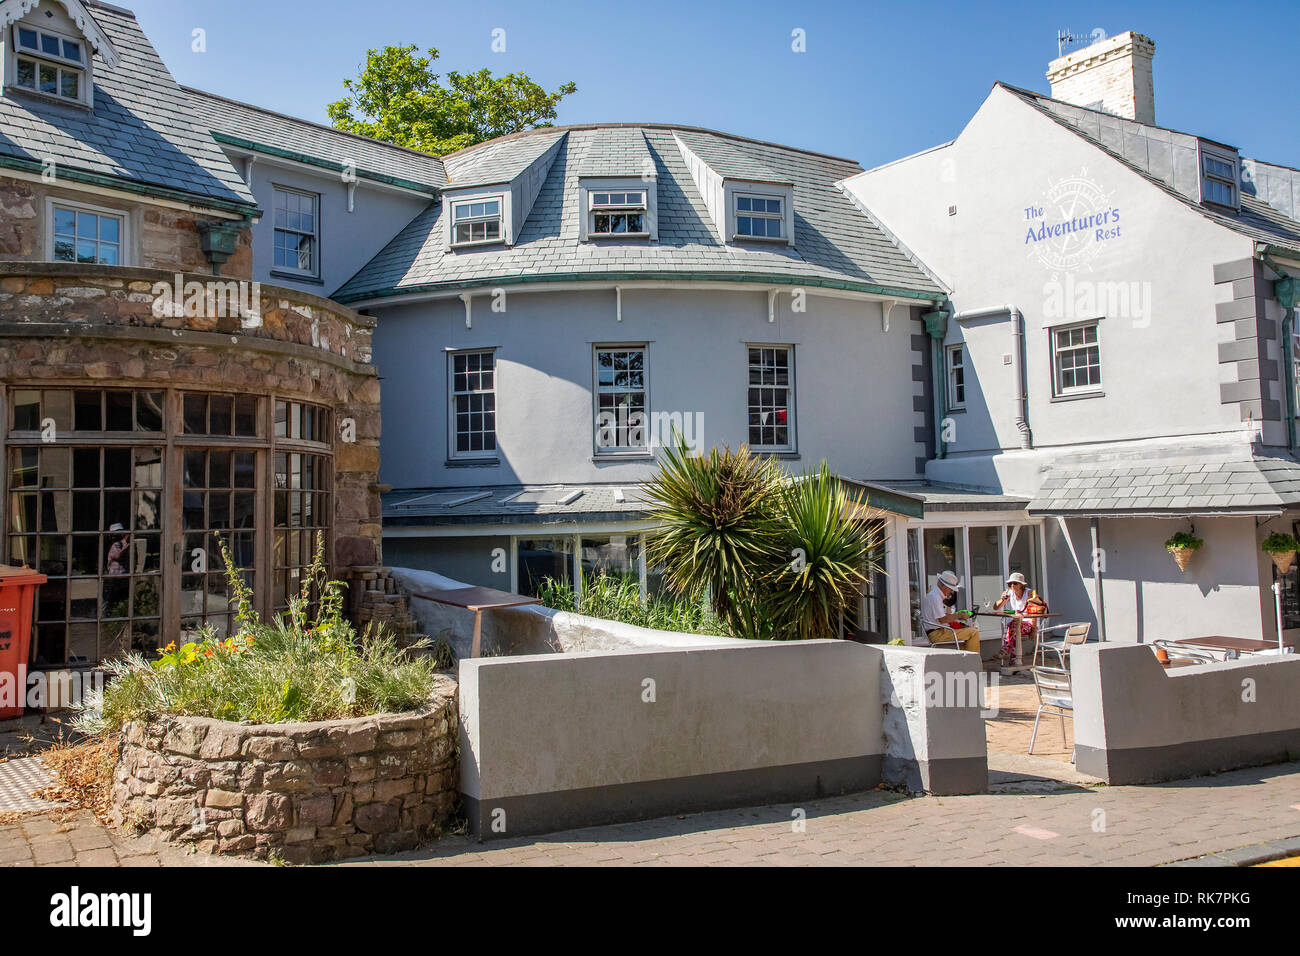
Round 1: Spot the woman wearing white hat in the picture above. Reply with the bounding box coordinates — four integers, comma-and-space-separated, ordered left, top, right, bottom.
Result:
994, 571, 1041, 666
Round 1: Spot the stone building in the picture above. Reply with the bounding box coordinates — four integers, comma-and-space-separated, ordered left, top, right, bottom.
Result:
0, 0, 390, 667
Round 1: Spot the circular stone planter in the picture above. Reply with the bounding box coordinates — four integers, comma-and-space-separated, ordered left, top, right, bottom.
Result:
111, 675, 458, 864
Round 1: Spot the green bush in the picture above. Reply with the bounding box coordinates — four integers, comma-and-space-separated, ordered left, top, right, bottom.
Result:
641, 440, 881, 641
80, 538, 443, 732
1163, 531, 1204, 551
1262, 532, 1300, 554
535, 573, 728, 636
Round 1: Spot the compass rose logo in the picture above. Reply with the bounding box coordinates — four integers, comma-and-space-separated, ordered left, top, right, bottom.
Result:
1023, 169, 1121, 272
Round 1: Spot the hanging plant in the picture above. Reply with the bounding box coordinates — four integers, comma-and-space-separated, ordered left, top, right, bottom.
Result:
1164, 531, 1203, 572
1262, 532, 1300, 574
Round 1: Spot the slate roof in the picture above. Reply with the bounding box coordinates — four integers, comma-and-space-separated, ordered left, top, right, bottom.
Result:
183, 87, 446, 193
442, 129, 564, 188
1028, 447, 1300, 516
335, 124, 945, 303
862, 480, 1030, 513
1003, 84, 1300, 254
576, 126, 653, 178
384, 484, 653, 527
0, 1, 255, 213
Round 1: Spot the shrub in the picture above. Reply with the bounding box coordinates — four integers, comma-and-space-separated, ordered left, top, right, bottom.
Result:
1163, 531, 1204, 551
1262, 532, 1300, 554
79, 538, 443, 732
642, 441, 882, 641
535, 573, 728, 636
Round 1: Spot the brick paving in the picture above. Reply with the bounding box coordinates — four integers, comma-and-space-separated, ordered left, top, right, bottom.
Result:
338, 759, 1300, 867
0, 810, 256, 868
1, 690, 1297, 866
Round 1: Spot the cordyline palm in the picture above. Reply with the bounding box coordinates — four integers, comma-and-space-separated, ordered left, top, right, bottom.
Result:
762, 464, 882, 641
641, 440, 783, 636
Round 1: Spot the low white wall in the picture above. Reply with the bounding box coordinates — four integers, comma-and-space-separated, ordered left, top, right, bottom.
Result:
1072, 643, 1300, 783
391, 567, 746, 660
389, 566, 988, 838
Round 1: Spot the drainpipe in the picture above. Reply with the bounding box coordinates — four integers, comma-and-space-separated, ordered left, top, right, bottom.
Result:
922, 309, 949, 458
1090, 517, 1107, 642
950, 305, 1033, 450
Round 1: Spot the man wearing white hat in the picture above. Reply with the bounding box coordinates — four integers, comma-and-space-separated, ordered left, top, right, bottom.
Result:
918, 569, 981, 654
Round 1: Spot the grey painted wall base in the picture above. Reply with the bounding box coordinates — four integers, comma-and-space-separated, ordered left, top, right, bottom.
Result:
1075, 730, 1300, 785
885, 754, 989, 796
466, 755, 882, 841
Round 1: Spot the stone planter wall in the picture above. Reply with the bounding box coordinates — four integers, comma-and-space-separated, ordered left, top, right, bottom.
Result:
112, 676, 458, 863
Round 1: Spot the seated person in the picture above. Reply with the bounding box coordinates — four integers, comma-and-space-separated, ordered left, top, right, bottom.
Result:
993, 571, 1040, 666
917, 570, 980, 654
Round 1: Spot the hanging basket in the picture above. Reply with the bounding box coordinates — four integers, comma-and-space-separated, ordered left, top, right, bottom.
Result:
1271, 550, 1297, 575
1169, 546, 1196, 572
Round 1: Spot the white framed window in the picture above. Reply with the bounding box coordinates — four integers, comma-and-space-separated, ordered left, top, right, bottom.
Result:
594, 346, 648, 454
946, 345, 966, 410
448, 350, 497, 459
735, 194, 785, 239
588, 190, 648, 237
451, 198, 502, 246
47, 199, 126, 265
747, 345, 794, 450
11, 24, 88, 104
1199, 144, 1239, 209
272, 187, 319, 276
1052, 323, 1102, 395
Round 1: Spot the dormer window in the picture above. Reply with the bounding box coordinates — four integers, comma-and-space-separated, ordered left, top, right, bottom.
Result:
735, 195, 785, 239
452, 198, 502, 246
1199, 144, 1239, 209
11, 23, 88, 104
589, 190, 648, 236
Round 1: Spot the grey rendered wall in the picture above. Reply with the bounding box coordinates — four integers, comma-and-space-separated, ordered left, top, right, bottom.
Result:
371, 287, 925, 490
1044, 515, 1267, 644
459, 640, 883, 839
844, 86, 1257, 468
1072, 642, 1300, 783
234, 159, 430, 297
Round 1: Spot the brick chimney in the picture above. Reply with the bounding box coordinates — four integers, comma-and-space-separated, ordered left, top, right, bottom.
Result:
1046, 31, 1156, 125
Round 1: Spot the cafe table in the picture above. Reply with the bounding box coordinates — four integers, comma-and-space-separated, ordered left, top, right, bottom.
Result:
408, 585, 540, 658
1170, 635, 1293, 661
972, 610, 1063, 675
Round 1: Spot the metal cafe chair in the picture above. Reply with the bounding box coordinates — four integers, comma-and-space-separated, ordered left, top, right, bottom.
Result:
1034, 621, 1091, 666
921, 615, 972, 651
1029, 643, 1076, 760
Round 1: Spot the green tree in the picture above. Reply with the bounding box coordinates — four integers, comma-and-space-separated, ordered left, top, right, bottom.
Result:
327, 45, 577, 155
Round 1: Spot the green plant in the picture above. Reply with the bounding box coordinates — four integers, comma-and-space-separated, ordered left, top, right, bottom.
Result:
642, 442, 881, 641
1262, 532, 1300, 554
641, 438, 784, 637
79, 537, 443, 731
536, 573, 728, 636
1164, 531, 1204, 551
759, 464, 882, 641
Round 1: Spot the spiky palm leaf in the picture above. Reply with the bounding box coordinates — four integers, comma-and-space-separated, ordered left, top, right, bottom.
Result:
641, 440, 783, 634
762, 464, 882, 641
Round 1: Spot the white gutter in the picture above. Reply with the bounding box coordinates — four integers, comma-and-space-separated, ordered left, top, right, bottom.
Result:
952, 304, 1032, 450
344, 279, 941, 311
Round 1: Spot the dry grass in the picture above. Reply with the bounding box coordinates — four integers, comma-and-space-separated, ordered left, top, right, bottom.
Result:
33, 735, 118, 824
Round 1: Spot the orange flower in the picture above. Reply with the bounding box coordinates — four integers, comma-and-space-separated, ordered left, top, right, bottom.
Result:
203, 648, 215, 658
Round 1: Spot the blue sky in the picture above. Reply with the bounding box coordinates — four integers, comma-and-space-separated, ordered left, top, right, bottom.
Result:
131, 0, 1299, 169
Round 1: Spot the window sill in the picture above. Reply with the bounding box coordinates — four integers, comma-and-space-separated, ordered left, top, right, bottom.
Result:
592, 452, 654, 462
588, 233, 651, 240
1051, 390, 1105, 403
270, 270, 323, 285
754, 449, 800, 460
445, 457, 500, 468
731, 234, 789, 244
7, 87, 91, 112
946, 407, 967, 415
450, 239, 505, 251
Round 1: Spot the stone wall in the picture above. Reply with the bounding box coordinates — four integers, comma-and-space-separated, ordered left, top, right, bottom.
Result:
112, 676, 458, 863
0, 261, 383, 573
0, 176, 252, 278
